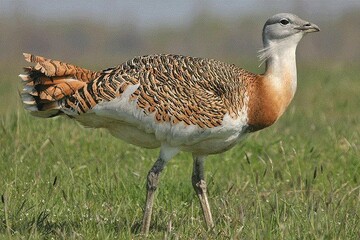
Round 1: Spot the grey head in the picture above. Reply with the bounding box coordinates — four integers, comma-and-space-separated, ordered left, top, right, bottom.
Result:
262, 13, 320, 48
258, 13, 320, 64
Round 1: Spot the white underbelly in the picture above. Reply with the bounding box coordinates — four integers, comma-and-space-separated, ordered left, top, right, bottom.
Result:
108, 123, 248, 154
74, 84, 249, 154
75, 110, 249, 154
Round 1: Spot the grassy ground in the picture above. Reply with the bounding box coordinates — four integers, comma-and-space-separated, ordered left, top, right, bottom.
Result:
0, 64, 359, 239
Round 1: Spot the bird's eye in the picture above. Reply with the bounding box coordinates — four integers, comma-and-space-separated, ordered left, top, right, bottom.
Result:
280, 19, 290, 25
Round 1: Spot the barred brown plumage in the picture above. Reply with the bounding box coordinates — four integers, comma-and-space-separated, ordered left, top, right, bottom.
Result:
57, 54, 253, 128
19, 13, 319, 235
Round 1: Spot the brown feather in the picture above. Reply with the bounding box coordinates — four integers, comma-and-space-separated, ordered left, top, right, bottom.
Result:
20, 53, 99, 117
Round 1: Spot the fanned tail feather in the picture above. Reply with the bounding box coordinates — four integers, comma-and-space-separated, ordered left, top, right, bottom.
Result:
20, 53, 99, 118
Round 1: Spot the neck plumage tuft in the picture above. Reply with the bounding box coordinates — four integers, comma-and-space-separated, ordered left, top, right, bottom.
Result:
257, 43, 278, 68
258, 37, 298, 70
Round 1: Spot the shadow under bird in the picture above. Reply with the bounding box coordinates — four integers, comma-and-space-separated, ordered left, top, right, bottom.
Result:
19, 13, 319, 235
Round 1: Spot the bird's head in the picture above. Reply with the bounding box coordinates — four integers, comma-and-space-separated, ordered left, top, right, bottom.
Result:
262, 13, 320, 48
258, 13, 320, 64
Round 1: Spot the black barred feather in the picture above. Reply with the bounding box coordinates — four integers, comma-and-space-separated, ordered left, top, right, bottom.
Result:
60, 54, 254, 127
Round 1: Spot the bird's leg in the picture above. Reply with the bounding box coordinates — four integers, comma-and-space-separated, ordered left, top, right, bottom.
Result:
192, 155, 214, 229
141, 157, 167, 235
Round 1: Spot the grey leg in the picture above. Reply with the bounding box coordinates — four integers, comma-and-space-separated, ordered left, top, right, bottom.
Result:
192, 155, 214, 229
141, 157, 167, 235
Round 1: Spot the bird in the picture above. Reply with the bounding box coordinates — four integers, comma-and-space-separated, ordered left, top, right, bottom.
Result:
19, 13, 319, 235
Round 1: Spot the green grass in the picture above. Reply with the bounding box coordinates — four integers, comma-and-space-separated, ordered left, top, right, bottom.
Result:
1, 64, 359, 239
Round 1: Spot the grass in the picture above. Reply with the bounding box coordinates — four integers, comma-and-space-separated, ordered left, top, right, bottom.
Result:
0, 63, 359, 239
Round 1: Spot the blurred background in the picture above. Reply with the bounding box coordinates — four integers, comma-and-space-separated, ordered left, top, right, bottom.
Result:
0, 0, 359, 113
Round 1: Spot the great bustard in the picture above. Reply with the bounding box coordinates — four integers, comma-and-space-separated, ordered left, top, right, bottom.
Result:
20, 13, 319, 235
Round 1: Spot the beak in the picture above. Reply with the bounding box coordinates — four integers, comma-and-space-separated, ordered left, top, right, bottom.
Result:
295, 22, 320, 33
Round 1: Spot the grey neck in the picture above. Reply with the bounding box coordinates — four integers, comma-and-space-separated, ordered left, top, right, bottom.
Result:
259, 35, 301, 94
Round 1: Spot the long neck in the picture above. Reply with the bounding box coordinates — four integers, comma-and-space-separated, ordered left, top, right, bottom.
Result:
263, 41, 298, 97
247, 39, 299, 131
